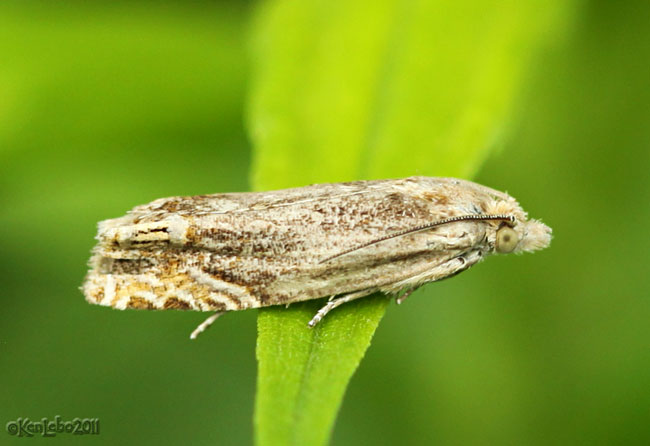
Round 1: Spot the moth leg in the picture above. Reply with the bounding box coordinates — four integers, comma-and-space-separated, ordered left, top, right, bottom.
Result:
308, 289, 374, 327
396, 287, 420, 305
190, 312, 224, 340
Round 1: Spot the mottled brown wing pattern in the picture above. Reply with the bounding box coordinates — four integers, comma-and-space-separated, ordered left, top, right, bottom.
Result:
82, 177, 551, 335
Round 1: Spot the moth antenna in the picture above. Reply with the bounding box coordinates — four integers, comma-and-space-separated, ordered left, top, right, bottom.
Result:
319, 214, 515, 264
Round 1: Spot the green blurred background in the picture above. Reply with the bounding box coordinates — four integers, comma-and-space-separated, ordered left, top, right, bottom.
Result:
1, 1, 649, 445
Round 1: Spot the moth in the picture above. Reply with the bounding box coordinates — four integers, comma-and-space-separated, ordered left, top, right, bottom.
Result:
83, 177, 552, 338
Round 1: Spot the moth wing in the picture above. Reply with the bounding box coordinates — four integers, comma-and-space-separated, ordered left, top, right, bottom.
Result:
124, 179, 399, 223
378, 248, 484, 295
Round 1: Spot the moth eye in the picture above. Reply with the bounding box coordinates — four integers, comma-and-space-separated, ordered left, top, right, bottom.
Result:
495, 226, 519, 253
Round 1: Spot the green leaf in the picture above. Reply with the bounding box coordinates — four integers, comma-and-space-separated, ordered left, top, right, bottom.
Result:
254, 297, 389, 446
247, 1, 575, 445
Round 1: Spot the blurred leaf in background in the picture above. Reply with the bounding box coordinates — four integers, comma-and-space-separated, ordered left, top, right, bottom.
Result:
248, 0, 575, 186
1, 0, 649, 445
249, 1, 577, 445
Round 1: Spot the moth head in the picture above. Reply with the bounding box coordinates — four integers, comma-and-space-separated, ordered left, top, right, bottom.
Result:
410, 177, 552, 255
482, 192, 552, 255
493, 219, 551, 254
